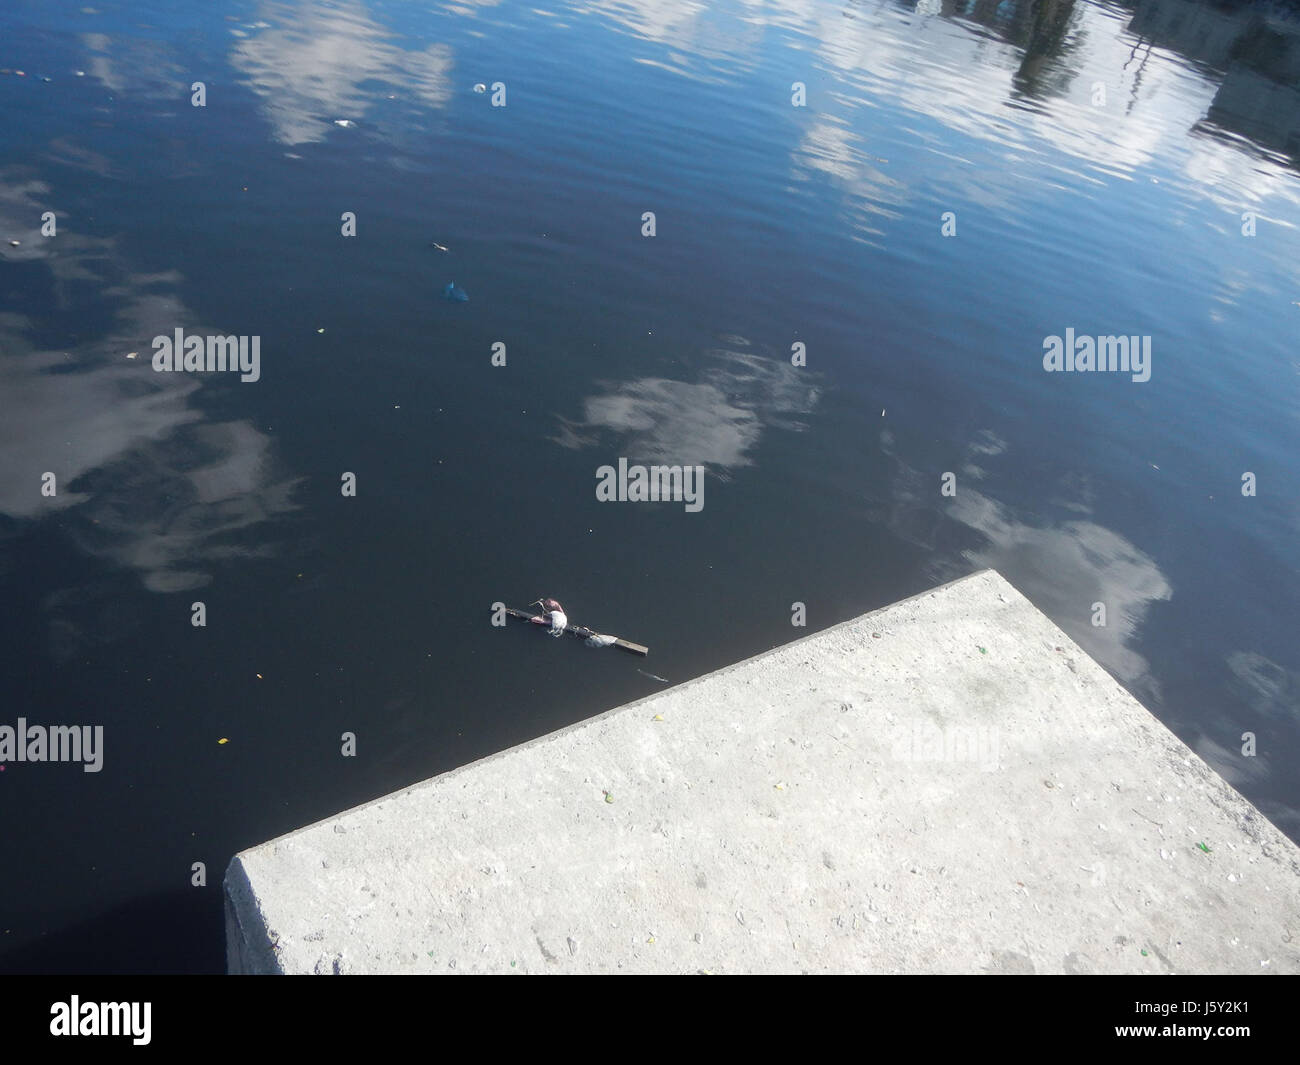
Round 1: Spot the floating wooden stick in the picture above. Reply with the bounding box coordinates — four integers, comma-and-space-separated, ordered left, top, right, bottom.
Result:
505, 606, 648, 657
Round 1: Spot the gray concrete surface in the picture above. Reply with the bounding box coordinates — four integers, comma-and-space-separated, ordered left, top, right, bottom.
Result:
225, 569, 1300, 974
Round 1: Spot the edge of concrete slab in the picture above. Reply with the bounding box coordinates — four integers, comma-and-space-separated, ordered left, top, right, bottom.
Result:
229, 568, 991, 854
223, 572, 996, 974
223, 573, 977, 974
224, 568, 1300, 974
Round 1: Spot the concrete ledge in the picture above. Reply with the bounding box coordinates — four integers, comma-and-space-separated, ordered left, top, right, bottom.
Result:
224, 570, 1300, 974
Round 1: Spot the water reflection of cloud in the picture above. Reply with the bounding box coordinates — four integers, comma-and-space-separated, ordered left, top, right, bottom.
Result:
878, 426, 1172, 692
67, 420, 300, 593
229, 0, 455, 145
1227, 651, 1300, 727
0, 172, 300, 597
79, 31, 187, 98
793, 118, 906, 240
1214, 651, 1300, 834
1189, 730, 1297, 839
42, 137, 120, 181
568, 0, 760, 74
554, 343, 819, 472
566, 0, 1300, 232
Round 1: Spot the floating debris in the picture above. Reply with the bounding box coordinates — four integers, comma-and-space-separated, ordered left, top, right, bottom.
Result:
473, 83, 487, 93
218, 738, 229, 745
429, 240, 450, 252
638, 670, 669, 683
1197, 841, 1211, 853
505, 601, 648, 656
125, 351, 137, 359
333, 119, 355, 128
443, 281, 469, 303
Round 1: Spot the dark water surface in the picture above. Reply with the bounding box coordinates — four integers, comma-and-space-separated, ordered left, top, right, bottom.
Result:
1, 0, 1298, 972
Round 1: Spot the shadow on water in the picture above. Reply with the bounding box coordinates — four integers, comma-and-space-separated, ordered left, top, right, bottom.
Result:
0, 889, 224, 975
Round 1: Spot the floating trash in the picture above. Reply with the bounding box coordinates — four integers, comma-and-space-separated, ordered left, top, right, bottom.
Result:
333, 119, 355, 128
473, 83, 487, 93
442, 281, 469, 303
504, 600, 648, 655
218, 738, 229, 745
429, 240, 450, 252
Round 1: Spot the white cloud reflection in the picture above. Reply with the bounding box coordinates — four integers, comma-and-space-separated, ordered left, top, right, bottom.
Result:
0, 173, 300, 597
554, 342, 819, 472
229, 0, 455, 145
561, 0, 1300, 232
878, 426, 1172, 693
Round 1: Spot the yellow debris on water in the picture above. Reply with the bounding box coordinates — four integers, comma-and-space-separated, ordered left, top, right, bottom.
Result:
218, 738, 229, 745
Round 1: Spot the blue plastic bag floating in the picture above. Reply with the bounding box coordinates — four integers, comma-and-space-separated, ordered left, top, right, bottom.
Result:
443, 281, 469, 303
